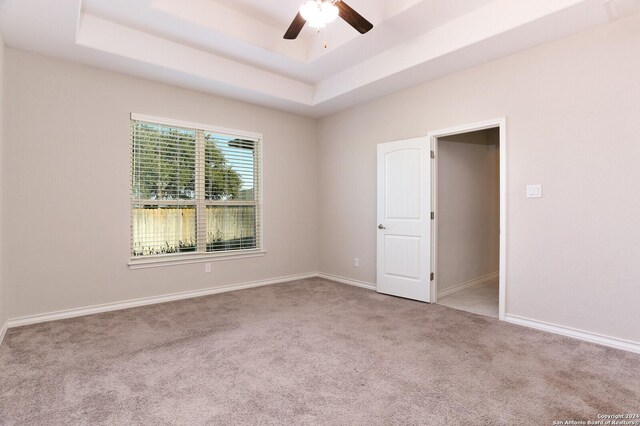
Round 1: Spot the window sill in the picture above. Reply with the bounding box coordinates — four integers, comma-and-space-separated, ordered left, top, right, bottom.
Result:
128, 250, 266, 270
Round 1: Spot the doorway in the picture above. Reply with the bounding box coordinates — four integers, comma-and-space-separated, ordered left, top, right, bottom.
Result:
375, 119, 506, 317
429, 119, 506, 319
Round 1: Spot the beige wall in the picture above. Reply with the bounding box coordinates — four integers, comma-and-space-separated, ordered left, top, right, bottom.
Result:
3, 15, 640, 346
318, 15, 640, 342
438, 129, 499, 293
4, 49, 318, 319
0, 34, 6, 329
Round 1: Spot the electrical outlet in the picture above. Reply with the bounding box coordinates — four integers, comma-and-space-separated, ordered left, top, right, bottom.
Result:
354, 258, 359, 268
526, 184, 542, 198
205, 263, 211, 273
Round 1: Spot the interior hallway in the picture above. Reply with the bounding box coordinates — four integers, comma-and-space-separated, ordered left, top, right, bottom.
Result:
438, 278, 499, 318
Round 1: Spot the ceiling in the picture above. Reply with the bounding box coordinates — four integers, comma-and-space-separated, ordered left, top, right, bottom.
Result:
0, 0, 638, 117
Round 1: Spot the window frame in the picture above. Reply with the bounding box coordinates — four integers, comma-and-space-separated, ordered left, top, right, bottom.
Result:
128, 113, 265, 269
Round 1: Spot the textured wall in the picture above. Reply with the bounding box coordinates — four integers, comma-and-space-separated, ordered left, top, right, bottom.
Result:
4, 49, 318, 318
318, 16, 640, 343
0, 35, 6, 332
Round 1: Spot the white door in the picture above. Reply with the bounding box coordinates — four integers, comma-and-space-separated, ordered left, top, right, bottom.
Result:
376, 137, 431, 302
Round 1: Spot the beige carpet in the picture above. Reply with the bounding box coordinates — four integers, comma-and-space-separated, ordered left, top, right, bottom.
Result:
1, 278, 638, 425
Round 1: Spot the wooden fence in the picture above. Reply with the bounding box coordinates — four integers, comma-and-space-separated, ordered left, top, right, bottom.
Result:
132, 206, 256, 255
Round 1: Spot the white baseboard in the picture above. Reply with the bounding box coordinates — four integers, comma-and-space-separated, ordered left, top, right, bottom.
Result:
505, 314, 640, 355
317, 272, 377, 291
438, 272, 498, 298
7, 272, 317, 328
7, 271, 638, 355
0, 320, 7, 346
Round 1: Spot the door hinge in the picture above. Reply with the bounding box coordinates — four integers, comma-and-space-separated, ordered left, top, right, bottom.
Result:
430, 272, 434, 281
431, 212, 435, 220
430, 150, 435, 159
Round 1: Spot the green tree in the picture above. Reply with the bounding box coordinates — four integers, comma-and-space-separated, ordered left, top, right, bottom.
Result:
204, 134, 243, 200
131, 123, 243, 201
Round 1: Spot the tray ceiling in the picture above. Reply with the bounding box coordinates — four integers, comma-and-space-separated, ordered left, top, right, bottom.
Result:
0, 0, 637, 117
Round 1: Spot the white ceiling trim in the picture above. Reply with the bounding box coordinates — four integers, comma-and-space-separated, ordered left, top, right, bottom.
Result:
314, 0, 608, 104
0, 0, 634, 117
150, 0, 310, 63
77, 13, 315, 105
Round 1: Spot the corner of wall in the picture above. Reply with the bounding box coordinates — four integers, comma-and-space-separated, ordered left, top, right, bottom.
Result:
0, 33, 7, 345
313, 116, 321, 274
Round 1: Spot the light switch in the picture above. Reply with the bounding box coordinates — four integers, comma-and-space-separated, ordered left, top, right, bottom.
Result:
526, 184, 542, 198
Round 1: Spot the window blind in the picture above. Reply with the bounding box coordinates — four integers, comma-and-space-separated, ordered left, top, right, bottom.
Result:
131, 117, 262, 259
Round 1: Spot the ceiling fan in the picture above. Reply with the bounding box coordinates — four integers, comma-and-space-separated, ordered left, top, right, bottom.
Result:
283, 0, 373, 40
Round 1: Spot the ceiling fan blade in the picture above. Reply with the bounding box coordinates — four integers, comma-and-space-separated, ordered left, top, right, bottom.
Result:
336, 1, 373, 34
284, 12, 306, 39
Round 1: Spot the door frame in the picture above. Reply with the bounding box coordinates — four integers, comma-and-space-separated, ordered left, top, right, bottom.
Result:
428, 118, 507, 320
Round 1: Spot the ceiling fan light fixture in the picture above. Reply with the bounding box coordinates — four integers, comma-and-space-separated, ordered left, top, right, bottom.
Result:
299, 1, 339, 29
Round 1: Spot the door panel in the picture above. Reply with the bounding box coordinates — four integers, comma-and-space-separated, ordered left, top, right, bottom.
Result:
384, 235, 421, 279
377, 137, 431, 302
385, 150, 421, 219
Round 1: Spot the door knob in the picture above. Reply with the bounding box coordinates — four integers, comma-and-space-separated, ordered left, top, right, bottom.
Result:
378, 224, 386, 229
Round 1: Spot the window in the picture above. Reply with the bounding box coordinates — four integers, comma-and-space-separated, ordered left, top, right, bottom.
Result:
130, 114, 263, 267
